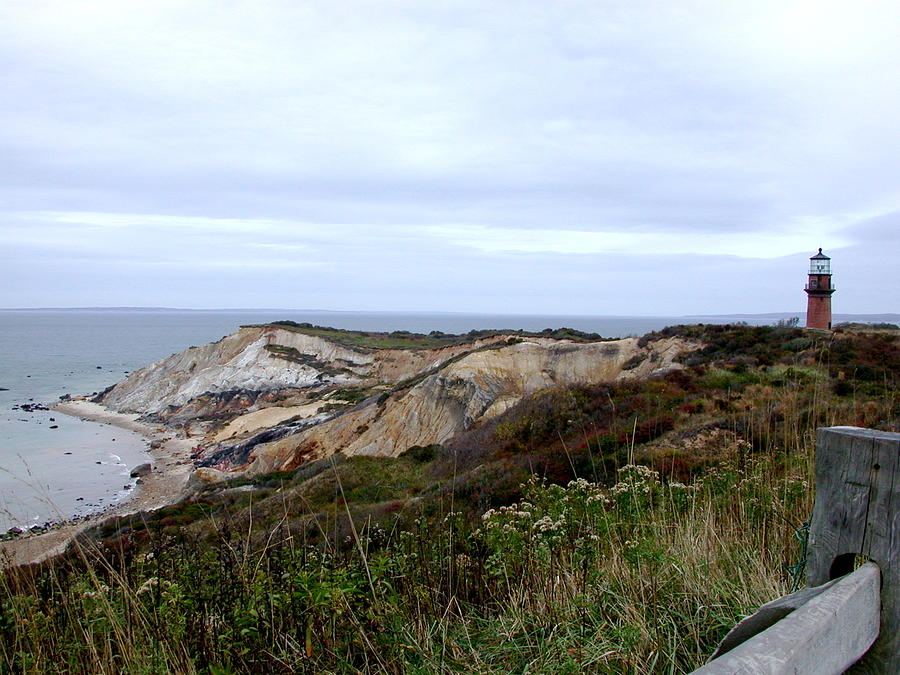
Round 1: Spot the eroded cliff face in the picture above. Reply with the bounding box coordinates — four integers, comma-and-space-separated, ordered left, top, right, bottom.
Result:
214, 336, 695, 475
99, 326, 330, 413
97, 325, 698, 478
99, 325, 496, 415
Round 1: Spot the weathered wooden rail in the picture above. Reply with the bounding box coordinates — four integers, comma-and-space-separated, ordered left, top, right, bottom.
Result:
692, 426, 899, 674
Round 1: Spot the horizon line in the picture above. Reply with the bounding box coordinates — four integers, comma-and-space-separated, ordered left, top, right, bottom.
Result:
1, 307, 897, 319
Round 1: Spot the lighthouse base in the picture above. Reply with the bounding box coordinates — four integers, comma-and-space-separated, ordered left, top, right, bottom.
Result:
805, 294, 833, 330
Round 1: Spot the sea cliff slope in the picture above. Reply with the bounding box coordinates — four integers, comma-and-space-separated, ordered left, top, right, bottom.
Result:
96, 324, 698, 476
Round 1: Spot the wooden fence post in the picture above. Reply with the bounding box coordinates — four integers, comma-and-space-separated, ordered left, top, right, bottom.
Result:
807, 426, 900, 673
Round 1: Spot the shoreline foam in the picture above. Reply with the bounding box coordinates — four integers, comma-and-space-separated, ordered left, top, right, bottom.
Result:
0, 399, 196, 568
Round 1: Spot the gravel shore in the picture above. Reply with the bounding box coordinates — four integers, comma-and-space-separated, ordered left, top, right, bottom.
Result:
0, 400, 196, 568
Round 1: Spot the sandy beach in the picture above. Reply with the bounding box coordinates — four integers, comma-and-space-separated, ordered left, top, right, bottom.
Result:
0, 400, 196, 568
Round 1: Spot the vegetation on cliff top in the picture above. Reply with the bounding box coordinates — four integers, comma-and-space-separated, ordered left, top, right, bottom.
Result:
250, 320, 608, 351
2, 324, 897, 673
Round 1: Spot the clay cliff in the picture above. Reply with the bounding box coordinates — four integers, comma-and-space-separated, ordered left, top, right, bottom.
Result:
97, 324, 699, 478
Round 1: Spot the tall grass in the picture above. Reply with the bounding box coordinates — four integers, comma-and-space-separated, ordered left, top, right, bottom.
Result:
2, 440, 816, 674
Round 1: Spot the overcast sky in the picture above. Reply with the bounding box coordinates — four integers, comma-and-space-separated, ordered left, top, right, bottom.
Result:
2, 0, 898, 315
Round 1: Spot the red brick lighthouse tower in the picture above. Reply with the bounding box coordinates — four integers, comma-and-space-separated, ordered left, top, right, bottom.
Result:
804, 248, 835, 330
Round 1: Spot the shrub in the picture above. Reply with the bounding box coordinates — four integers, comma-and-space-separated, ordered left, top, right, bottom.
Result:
399, 444, 442, 462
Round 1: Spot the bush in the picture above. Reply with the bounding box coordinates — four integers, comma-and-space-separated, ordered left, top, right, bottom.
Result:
399, 444, 442, 462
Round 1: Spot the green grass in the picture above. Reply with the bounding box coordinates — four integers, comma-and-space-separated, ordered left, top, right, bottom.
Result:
248, 321, 609, 352
329, 388, 376, 405
1, 450, 813, 674
258, 322, 488, 351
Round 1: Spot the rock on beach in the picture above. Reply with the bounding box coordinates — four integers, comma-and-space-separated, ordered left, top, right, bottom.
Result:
130, 463, 153, 478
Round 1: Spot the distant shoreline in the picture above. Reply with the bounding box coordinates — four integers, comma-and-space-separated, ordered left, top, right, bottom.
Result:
1, 307, 897, 322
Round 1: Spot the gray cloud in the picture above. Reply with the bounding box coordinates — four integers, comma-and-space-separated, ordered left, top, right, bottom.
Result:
839, 211, 900, 244
1, 0, 898, 313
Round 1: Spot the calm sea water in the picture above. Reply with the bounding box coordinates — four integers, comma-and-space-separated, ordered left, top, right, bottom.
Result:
0, 309, 781, 530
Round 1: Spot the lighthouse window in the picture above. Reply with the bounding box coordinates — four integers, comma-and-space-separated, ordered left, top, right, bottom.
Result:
809, 278, 818, 288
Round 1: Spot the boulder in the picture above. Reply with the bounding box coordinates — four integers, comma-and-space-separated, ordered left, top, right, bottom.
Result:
184, 467, 228, 494
129, 463, 152, 478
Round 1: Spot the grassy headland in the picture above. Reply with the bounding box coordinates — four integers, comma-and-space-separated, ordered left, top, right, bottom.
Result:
2, 324, 897, 674
251, 320, 607, 351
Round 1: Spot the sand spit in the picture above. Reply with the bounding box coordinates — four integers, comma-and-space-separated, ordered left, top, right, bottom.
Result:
0, 400, 195, 568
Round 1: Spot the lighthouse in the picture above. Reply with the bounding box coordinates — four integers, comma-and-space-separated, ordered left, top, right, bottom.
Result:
804, 248, 835, 330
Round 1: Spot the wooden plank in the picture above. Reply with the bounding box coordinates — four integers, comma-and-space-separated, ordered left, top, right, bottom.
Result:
849, 430, 899, 674
691, 563, 880, 675
708, 576, 844, 660
805, 426, 899, 673
808, 428, 868, 582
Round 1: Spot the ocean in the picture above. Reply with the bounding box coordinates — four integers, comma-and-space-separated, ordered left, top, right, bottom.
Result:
0, 308, 786, 531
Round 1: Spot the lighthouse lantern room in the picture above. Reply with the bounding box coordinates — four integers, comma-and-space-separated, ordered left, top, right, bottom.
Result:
804, 248, 835, 330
